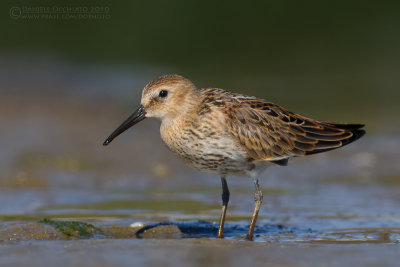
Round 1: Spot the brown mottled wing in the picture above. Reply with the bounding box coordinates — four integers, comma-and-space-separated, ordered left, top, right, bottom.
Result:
211, 90, 365, 162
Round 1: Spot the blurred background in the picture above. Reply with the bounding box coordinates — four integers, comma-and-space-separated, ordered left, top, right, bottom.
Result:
0, 0, 399, 243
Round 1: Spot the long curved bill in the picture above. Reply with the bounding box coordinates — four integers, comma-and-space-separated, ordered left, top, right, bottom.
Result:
103, 105, 146, 146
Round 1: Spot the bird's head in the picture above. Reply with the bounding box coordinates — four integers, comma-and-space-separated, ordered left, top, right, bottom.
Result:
103, 74, 199, 146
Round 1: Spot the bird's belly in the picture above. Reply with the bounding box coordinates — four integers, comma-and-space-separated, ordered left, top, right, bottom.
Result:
162, 131, 253, 175
178, 150, 253, 175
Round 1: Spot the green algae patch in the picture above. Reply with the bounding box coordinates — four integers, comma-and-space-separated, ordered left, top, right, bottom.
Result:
40, 218, 103, 238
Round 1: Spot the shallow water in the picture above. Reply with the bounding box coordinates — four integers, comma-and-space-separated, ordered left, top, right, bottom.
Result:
1, 61, 399, 266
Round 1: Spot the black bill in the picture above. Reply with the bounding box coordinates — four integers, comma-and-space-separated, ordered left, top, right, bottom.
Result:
103, 105, 146, 146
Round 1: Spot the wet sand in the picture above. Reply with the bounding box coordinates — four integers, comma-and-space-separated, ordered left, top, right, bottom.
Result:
1, 73, 400, 266
1, 239, 399, 267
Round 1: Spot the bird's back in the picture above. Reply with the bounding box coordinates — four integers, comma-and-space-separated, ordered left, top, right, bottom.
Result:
199, 87, 365, 165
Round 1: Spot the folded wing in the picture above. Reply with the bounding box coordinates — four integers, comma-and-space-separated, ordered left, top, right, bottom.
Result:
221, 97, 365, 162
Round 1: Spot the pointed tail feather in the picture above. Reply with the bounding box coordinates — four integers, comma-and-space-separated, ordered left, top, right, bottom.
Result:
304, 123, 365, 155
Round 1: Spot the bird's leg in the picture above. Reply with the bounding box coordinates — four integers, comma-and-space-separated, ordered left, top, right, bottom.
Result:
246, 178, 263, 241
217, 175, 230, 238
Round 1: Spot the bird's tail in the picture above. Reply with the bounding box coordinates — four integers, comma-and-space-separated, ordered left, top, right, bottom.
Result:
304, 122, 365, 155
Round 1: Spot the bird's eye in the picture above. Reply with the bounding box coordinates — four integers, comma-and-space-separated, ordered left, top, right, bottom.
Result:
159, 90, 168, 98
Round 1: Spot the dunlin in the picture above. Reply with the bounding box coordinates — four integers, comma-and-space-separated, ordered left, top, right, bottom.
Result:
103, 74, 365, 240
